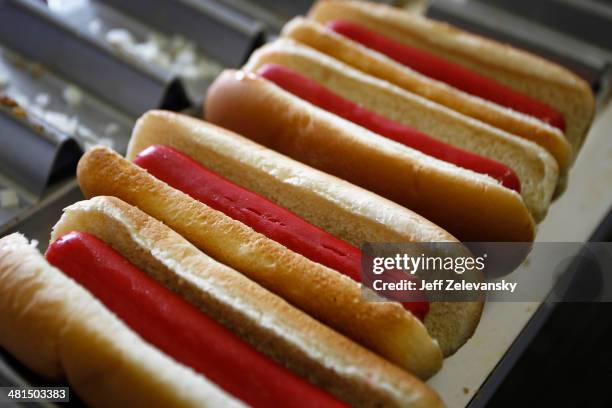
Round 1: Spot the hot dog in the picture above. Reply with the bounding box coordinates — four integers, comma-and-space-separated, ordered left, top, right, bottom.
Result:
76, 110, 485, 368
133, 144, 429, 321
295, 0, 595, 158
205, 70, 536, 242
281, 17, 571, 170
0, 197, 443, 407
256, 63, 521, 192
326, 19, 566, 131
46, 231, 342, 408
237, 39, 559, 221
78, 147, 446, 377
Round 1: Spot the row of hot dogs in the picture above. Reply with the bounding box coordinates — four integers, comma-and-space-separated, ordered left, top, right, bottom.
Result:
0, 1, 595, 407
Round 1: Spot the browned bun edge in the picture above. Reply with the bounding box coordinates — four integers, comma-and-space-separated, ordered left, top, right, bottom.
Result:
281, 17, 573, 170
243, 38, 559, 221
49, 196, 442, 407
77, 147, 445, 380
128, 110, 483, 356
0, 231, 243, 408
307, 0, 595, 153
205, 70, 535, 243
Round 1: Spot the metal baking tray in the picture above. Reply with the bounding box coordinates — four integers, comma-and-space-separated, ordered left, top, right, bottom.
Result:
0, 44, 132, 235
0, 0, 194, 117
99, 0, 265, 68
0, 1, 611, 407
48, 0, 263, 105
218, 0, 400, 35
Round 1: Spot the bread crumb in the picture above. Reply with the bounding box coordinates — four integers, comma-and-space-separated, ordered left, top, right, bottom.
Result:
34, 93, 50, 107
463, 387, 469, 395
11, 106, 27, 119
0, 189, 19, 208
0, 95, 27, 118
105, 27, 221, 80
88, 18, 102, 35
44, 111, 78, 135
0, 94, 18, 108
62, 85, 82, 107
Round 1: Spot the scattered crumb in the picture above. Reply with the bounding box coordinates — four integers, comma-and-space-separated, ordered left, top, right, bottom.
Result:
106, 28, 134, 50
0, 95, 27, 118
12, 106, 27, 118
34, 93, 50, 107
62, 85, 82, 107
463, 387, 470, 395
44, 111, 78, 135
105, 27, 222, 80
88, 18, 102, 35
0, 94, 18, 107
0, 189, 19, 208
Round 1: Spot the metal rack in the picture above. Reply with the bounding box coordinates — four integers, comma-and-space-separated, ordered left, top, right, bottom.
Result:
0, 1, 610, 407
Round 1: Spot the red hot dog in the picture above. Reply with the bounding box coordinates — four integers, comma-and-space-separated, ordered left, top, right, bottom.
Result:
256, 63, 521, 192
327, 20, 566, 132
134, 145, 430, 320
46, 231, 344, 408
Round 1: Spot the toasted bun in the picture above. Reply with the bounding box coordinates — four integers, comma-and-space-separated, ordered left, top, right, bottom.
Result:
47, 196, 442, 406
307, 0, 595, 153
205, 70, 535, 243
127, 110, 483, 356
127, 111, 456, 245
243, 39, 559, 221
282, 17, 572, 172
0, 232, 243, 408
77, 147, 444, 379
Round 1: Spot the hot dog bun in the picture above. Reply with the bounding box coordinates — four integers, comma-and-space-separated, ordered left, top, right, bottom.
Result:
51, 196, 443, 406
0, 232, 243, 408
126, 109, 483, 357
0, 197, 444, 407
306, 0, 595, 153
205, 70, 535, 243
77, 148, 445, 378
281, 17, 573, 173
242, 38, 559, 221
127, 111, 454, 246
